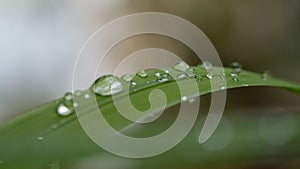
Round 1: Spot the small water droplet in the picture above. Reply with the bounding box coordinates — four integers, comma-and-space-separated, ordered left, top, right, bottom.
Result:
37, 136, 44, 141
84, 93, 90, 99
220, 86, 226, 90
155, 72, 161, 77
146, 81, 151, 84
243, 83, 249, 87
231, 62, 242, 73
173, 61, 190, 72
57, 103, 73, 116
188, 98, 195, 103
262, 70, 273, 80
230, 72, 237, 77
181, 96, 188, 102
51, 124, 58, 129
164, 69, 170, 74
137, 70, 148, 78
92, 75, 123, 96
75, 90, 82, 96
73, 102, 78, 108
177, 73, 187, 79
131, 81, 137, 86
158, 77, 169, 83
202, 61, 213, 70
121, 74, 134, 82
206, 72, 213, 79
64, 92, 73, 101
232, 77, 239, 82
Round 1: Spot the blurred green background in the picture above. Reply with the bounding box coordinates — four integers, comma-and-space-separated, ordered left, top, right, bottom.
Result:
1, 0, 300, 168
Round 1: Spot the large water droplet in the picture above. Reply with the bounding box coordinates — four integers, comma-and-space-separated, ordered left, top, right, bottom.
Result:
137, 70, 148, 78
231, 62, 242, 73
173, 61, 190, 72
57, 103, 73, 116
202, 61, 213, 70
92, 75, 123, 96
121, 74, 134, 82
262, 70, 273, 81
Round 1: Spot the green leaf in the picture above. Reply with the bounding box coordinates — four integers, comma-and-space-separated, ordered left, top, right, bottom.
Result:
1, 64, 300, 169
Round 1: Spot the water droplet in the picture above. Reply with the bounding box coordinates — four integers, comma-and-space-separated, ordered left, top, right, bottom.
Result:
188, 98, 195, 103
92, 75, 123, 96
146, 81, 151, 84
231, 62, 242, 73
64, 92, 73, 101
230, 72, 237, 77
137, 70, 148, 78
232, 77, 239, 82
155, 72, 161, 77
243, 83, 249, 87
181, 96, 188, 102
230, 72, 239, 82
75, 90, 82, 96
37, 136, 44, 141
202, 61, 213, 70
262, 70, 273, 80
164, 69, 170, 74
206, 72, 213, 79
177, 73, 187, 79
158, 77, 170, 83
57, 103, 73, 116
51, 124, 58, 129
73, 102, 78, 108
173, 61, 190, 72
131, 81, 137, 86
84, 93, 90, 99
121, 74, 134, 82
220, 86, 226, 90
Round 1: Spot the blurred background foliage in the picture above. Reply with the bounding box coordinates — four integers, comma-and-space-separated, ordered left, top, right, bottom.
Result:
1, 0, 300, 168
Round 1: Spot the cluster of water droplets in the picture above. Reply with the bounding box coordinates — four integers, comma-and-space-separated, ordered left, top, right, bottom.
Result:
56, 61, 275, 118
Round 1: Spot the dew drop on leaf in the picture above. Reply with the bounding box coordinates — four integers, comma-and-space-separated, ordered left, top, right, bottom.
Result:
206, 72, 213, 79
231, 62, 242, 73
181, 96, 188, 102
155, 72, 161, 78
173, 61, 190, 72
262, 70, 273, 81
92, 75, 123, 96
121, 74, 134, 82
177, 73, 187, 79
37, 136, 44, 141
75, 90, 82, 96
137, 70, 148, 78
57, 103, 73, 116
64, 92, 73, 101
131, 81, 137, 86
188, 98, 195, 103
84, 93, 90, 99
202, 61, 213, 70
